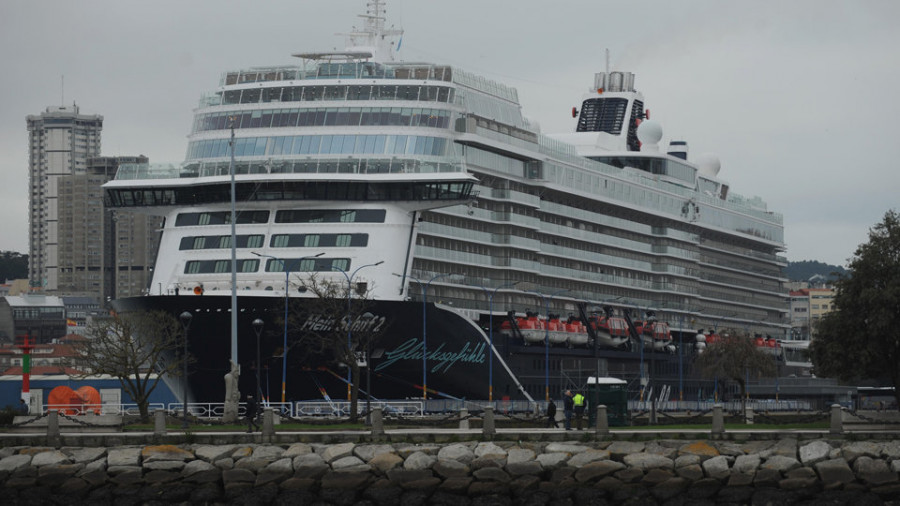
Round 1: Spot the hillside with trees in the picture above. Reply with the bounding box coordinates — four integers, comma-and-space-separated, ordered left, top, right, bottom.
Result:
784, 260, 848, 283
0, 251, 27, 281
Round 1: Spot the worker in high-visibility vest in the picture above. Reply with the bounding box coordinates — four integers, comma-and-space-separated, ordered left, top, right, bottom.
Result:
572, 391, 586, 430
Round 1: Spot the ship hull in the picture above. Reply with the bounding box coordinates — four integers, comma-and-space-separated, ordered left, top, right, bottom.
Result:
112, 294, 709, 405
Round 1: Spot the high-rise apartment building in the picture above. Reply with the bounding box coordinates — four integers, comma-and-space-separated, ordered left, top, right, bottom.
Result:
57, 156, 160, 302
27, 105, 103, 292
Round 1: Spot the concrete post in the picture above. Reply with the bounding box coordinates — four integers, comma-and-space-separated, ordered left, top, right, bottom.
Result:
829, 404, 843, 434
262, 408, 275, 437
153, 409, 167, 437
459, 408, 470, 430
595, 404, 609, 435
745, 406, 754, 425
482, 406, 496, 437
47, 409, 60, 438
370, 407, 384, 436
711, 404, 724, 435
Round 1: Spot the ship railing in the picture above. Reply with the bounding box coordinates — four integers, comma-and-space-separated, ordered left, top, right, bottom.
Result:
627, 399, 812, 413
42, 403, 167, 417
294, 400, 424, 417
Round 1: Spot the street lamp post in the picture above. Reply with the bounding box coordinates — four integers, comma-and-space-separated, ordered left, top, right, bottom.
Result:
474, 281, 519, 402
252, 252, 324, 403
397, 272, 452, 402
178, 311, 193, 429
528, 289, 568, 402
331, 261, 384, 403
252, 319, 264, 402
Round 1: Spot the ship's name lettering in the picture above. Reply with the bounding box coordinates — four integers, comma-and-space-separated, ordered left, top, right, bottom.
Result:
375, 339, 486, 374
298, 313, 387, 333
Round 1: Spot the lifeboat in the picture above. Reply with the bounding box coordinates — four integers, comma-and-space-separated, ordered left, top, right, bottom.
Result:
635, 320, 672, 351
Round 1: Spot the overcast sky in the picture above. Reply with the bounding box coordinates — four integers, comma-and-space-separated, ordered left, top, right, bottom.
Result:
1, 0, 897, 267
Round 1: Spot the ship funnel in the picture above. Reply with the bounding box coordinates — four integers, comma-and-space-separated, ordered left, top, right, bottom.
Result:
668, 141, 688, 160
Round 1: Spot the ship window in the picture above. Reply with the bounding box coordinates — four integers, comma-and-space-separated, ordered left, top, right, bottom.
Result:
304, 235, 320, 247
335, 234, 352, 247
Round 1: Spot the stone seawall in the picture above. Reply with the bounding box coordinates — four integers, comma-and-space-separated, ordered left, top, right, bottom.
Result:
1, 439, 899, 505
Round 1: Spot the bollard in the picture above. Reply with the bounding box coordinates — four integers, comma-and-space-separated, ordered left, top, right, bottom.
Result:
745, 406, 754, 425
650, 399, 657, 425
153, 409, 167, 437
262, 408, 275, 438
711, 404, 724, 435
482, 406, 496, 437
370, 407, 384, 437
830, 404, 843, 434
47, 409, 60, 438
595, 404, 609, 435
459, 408, 470, 430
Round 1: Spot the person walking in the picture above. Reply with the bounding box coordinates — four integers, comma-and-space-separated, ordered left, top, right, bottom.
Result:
563, 390, 574, 430
573, 391, 586, 430
245, 395, 260, 433
546, 399, 558, 428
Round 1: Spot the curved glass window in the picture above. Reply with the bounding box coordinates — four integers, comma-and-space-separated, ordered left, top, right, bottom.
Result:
262, 257, 350, 273
179, 235, 265, 250
219, 84, 454, 106
187, 134, 448, 160
269, 233, 368, 248
185, 259, 259, 274
275, 209, 385, 224
175, 211, 269, 226
193, 107, 451, 133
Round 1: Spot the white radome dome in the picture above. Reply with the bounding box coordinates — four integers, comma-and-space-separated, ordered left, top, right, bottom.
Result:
696, 152, 721, 177
636, 120, 663, 145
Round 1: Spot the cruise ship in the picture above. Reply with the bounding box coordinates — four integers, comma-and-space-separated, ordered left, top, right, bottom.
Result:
104, 1, 789, 406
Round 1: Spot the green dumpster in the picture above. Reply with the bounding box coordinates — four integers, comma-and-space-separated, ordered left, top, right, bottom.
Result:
587, 377, 629, 427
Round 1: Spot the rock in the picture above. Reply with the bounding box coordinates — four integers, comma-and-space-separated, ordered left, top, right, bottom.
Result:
701, 455, 730, 480
506, 448, 535, 465
255, 458, 293, 486
543, 443, 589, 454
292, 453, 329, 479
439, 476, 473, 494
321, 470, 371, 490
70, 447, 106, 464
506, 461, 543, 476
881, 441, 900, 460
727, 472, 754, 487
762, 455, 801, 473
732, 454, 760, 475
645, 441, 677, 459
181, 459, 216, 477
144, 469, 181, 484
222, 468, 256, 484
433, 459, 470, 478
369, 452, 403, 473
674, 454, 700, 468
767, 438, 798, 458
567, 449, 610, 468
214, 458, 234, 470
31, 450, 70, 467
353, 444, 394, 462
679, 441, 719, 459
676, 463, 704, 481
606, 441, 645, 459
473, 467, 511, 482
233, 455, 275, 472
143, 460, 185, 471
332, 455, 368, 471
652, 476, 689, 500
753, 468, 783, 487
535, 452, 568, 470
614, 467, 645, 483
230, 446, 253, 459
141, 445, 194, 462
474, 442, 507, 459
843, 442, 882, 463
250, 445, 284, 460
36, 463, 83, 486
387, 468, 433, 485
574, 460, 625, 482
107, 447, 141, 467
799, 440, 832, 465
853, 456, 898, 485
194, 445, 235, 462
319, 442, 355, 463
283, 443, 313, 458
623, 453, 674, 471
403, 451, 436, 470
437, 443, 476, 464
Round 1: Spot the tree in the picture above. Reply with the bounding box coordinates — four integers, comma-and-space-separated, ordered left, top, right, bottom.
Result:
810, 210, 900, 411
0, 251, 28, 281
288, 273, 388, 423
68, 310, 188, 422
693, 331, 777, 420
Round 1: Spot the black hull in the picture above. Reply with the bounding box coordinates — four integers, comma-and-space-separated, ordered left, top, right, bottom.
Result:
111, 295, 714, 404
